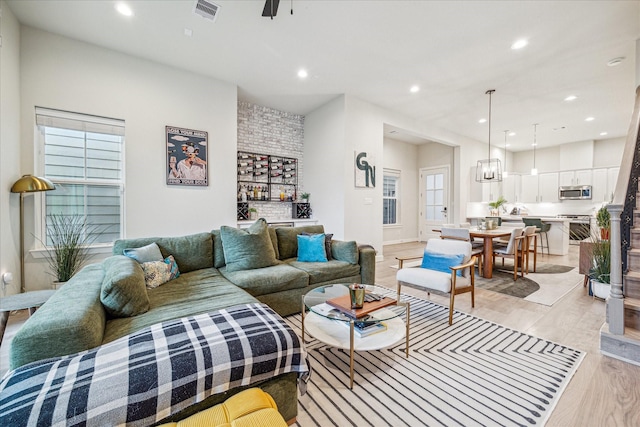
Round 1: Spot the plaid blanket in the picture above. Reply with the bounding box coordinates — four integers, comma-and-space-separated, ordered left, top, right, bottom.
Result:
0, 303, 308, 426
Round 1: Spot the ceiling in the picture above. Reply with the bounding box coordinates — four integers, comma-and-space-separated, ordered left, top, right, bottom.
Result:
6, 0, 640, 151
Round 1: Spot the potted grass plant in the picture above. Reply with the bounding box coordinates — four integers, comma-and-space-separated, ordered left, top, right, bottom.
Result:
589, 235, 611, 299
596, 205, 611, 240
39, 214, 101, 288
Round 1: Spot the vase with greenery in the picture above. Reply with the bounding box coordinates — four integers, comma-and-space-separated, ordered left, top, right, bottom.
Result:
589, 235, 611, 299
488, 195, 507, 215
39, 214, 100, 286
301, 192, 310, 203
249, 207, 258, 220
596, 205, 611, 240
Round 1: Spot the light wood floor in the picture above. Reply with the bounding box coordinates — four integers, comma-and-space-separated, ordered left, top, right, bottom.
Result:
378, 242, 640, 427
1, 243, 639, 425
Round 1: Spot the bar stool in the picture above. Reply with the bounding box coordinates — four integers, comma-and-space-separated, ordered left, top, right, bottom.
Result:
523, 218, 550, 255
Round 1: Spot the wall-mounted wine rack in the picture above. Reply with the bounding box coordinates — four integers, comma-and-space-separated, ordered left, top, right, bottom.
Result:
237, 151, 298, 202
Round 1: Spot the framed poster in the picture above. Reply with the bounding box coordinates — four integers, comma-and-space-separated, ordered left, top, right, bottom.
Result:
166, 126, 208, 186
355, 151, 376, 188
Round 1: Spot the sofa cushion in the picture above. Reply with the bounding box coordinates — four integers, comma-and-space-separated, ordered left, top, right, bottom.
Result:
101, 255, 150, 318
113, 232, 213, 273
276, 225, 325, 260
286, 259, 361, 285
211, 229, 226, 268
331, 240, 359, 264
221, 264, 309, 297
396, 267, 471, 293
220, 218, 279, 272
297, 233, 328, 262
103, 268, 258, 344
123, 242, 163, 263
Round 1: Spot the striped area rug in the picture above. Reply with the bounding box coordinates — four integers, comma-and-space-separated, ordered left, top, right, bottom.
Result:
288, 294, 584, 427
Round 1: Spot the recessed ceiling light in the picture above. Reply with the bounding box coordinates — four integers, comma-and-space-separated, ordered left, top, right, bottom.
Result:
531, 143, 538, 147
511, 39, 528, 50
607, 57, 625, 67
506, 143, 511, 147
585, 117, 595, 122
508, 132, 516, 136
297, 69, 308, 79
600, 132, 608, 136
116, 2, 133, 16
564, 95, 577, 102
478, 118, 487, 124
410, 85, 420, 93
184, 28, 193, 37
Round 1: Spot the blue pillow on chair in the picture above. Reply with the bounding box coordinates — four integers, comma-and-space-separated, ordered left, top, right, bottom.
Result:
421, 250, 464, 276
297, 233, 328, 262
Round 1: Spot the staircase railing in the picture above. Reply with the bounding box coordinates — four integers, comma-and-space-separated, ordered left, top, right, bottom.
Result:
608, 86, 640, 335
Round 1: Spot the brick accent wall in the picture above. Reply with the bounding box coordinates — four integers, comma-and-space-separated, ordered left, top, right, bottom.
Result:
237, 102, 305, 219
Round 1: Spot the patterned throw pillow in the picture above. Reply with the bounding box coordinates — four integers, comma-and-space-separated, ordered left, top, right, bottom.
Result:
141, 255, 180, 289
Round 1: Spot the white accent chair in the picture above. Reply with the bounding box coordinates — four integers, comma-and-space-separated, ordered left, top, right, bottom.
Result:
440, 227, 484, 276
396, 239, 476, 325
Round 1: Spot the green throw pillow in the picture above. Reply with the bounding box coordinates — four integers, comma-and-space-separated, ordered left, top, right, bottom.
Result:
100, 255, 150, 318
220, 218, 279, 272
331, 240, 359, 264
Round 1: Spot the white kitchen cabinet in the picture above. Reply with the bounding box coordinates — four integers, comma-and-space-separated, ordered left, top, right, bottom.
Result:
502, 174, 520, 203
592, 167, 620, 203
559, 169, 592, 186
538, 173, 559, 202
520, 173, 558, 203
469, 166, 501, 202
607, 167, 619, 200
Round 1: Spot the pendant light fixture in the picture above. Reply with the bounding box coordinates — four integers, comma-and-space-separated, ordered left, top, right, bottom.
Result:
475, 89, 502, 182
531, 123, 539, 176
503, 130, 509, 178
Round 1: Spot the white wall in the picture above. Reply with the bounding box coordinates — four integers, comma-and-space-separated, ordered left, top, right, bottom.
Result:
0, 1, 22, 296
18, 27, 238, 290
303, 96, 346, 239
594, 137, 625, 168
383, 138, 418, 244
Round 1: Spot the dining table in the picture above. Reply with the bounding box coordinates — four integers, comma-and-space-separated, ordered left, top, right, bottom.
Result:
468, 228, 513, 279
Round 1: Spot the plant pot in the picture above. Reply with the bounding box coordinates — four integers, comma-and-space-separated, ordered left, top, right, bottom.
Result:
591, 279, 610, 300
600, 228, 610, 240
52, 281, 66, 290
249, 211, 257, 220
301, 198, 309, 204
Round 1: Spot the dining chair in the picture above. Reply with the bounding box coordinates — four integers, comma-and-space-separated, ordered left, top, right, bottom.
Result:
440, 227, 484, 276
396, 238, 476, 325
522, 218, 551, 254
492, 227, 525, 280
522, 225, 538, 273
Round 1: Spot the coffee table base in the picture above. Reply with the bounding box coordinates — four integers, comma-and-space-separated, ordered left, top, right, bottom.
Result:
302, 298, 410, 389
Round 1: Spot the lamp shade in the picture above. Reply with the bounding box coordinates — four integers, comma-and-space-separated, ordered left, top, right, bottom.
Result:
11, 175, 55, 193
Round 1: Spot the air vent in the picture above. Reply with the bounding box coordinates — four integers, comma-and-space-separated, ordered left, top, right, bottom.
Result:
193, 0, 220, 21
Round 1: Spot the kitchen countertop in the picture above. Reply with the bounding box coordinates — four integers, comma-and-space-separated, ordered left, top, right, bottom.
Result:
468, 215, 570, 222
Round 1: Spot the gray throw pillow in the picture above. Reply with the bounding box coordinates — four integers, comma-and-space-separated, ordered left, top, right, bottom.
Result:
100, 255, 150, 318
123, 242, 163, 263
331, 240, 359, 264
220, 218, 279, 272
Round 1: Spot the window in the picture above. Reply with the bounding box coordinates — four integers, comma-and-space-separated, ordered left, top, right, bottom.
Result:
36, 107, 124, 245
383, 170, 400, 225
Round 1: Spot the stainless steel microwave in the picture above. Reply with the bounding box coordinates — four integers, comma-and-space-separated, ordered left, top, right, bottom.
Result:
558, 185, 592, 200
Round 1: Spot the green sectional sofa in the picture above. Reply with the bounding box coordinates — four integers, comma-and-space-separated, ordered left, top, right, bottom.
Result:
9, 222, 375, 423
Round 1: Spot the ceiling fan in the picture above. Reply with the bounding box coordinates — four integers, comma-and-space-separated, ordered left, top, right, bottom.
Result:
262, 0, 293, 19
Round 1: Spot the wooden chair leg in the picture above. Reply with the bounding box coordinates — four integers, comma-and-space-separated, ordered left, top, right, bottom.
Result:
448, 292, 455, 325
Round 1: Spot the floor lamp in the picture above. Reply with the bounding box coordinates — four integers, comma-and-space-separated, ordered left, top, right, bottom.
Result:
10, 175, 55, 293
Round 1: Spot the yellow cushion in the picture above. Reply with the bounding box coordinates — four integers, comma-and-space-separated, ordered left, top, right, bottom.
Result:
158, 388, 287, 427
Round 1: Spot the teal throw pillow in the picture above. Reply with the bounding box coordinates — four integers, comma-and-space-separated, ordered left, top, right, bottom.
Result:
421, 250, 464, 276
220, 218, 279, 272
123, 242, 163, 263
297, 233, 328, 262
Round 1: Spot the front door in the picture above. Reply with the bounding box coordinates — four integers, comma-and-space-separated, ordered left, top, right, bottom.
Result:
419, 166, 449, 241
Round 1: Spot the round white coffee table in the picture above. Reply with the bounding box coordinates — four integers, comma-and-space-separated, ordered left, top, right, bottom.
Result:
302, 284, 409, 389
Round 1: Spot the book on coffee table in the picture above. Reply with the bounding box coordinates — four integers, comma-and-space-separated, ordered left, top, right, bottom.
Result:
337, 319, 387, 337
326, 294, 396, 319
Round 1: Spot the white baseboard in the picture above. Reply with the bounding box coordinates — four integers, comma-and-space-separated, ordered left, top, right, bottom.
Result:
383, 238, 420, 246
